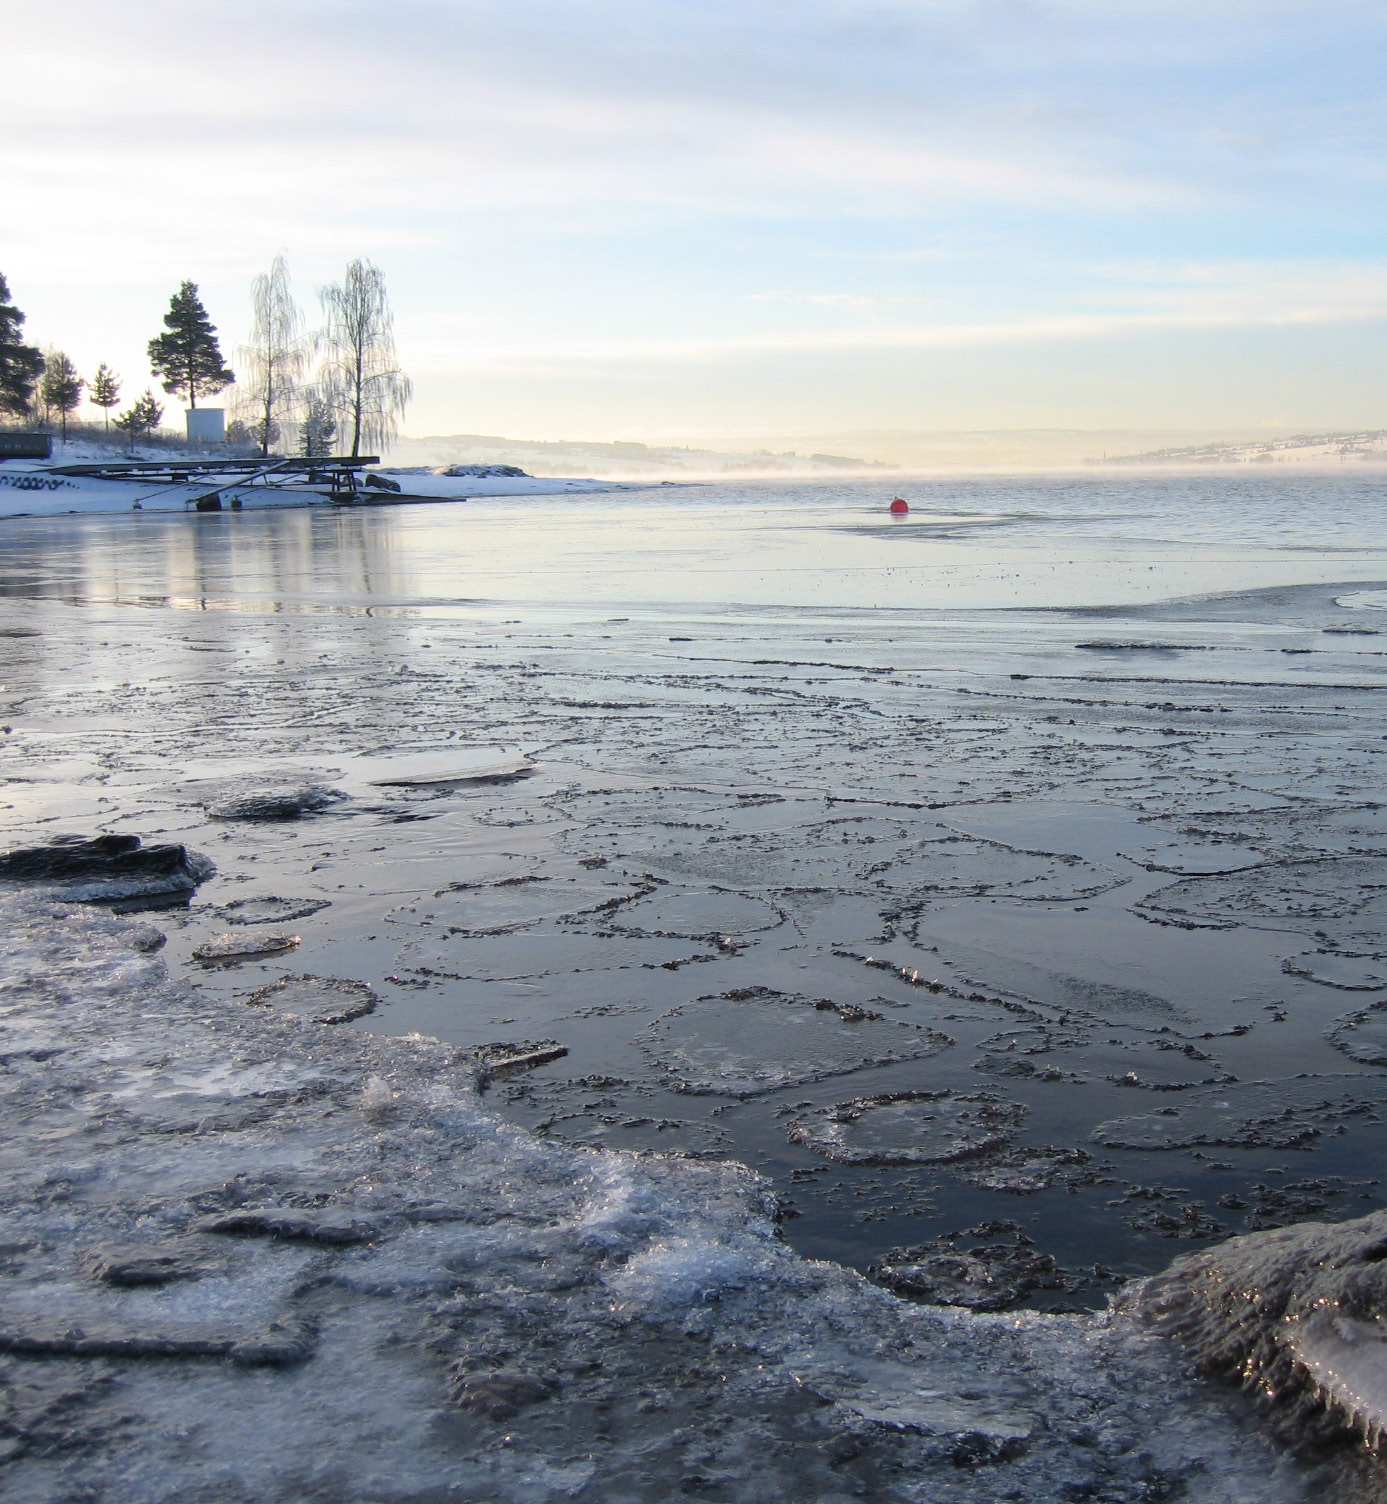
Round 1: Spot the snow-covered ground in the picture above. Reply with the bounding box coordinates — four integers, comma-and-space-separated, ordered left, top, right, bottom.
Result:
373, 468, 627, 499
0, 451, 623, 520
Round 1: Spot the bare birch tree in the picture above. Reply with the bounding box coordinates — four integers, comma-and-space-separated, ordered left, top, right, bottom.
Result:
236, 255, 306, 458
317, 259, 411, 458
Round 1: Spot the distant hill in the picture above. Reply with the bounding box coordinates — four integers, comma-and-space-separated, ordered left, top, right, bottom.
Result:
1096, 430, 1387, 467
386, 433, 892, 479
387, 426, 1387, 475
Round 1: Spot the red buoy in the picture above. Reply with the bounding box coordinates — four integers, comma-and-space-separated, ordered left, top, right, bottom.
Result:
889, 497, 909, 514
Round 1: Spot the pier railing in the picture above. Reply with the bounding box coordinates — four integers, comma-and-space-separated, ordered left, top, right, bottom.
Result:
47, 456, 385, 509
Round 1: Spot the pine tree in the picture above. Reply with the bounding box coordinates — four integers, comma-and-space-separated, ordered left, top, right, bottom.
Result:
39, 351, 84, 440
113, 389, 165, 451
317, 259, 411, 457
90, 363, 121, 430
236, 255, 306, 459
147, 281, 234, 409
298, 393, 337, 457
0, 274, 44, 419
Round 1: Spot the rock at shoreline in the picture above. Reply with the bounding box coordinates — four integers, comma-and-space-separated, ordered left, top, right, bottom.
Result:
1134, 1209, 1387, 1453
0, 833, 214, 906
192, 780, 347, 820
436, 464, 529, 478
84, 1240, 228, 1286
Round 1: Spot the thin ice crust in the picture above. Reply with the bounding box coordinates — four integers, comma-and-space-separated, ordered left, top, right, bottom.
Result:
0, 895, 1334, 1502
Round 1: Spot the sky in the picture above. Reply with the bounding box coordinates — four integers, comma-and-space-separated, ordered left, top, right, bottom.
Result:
3, 0, 1386, 449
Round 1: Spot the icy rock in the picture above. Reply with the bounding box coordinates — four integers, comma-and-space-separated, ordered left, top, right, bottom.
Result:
452, 1368, 557, 1419
604, 1232, 783, 1311
437, 463, 528, 478
788, 1090, 1024, 1166
801, 1356, 1039, 1449
116, 922, 167, 953
473, 1039, 569, 1078
200, 781, 346, 820
0, 1314, 313, 1365
196, 1207, 378, 1244
0, 834, 214, 905
192, 931, 300, 962
243, 973, 380, 1024
84, 1241, 224, 1286
1133, 1208, 1387, 1449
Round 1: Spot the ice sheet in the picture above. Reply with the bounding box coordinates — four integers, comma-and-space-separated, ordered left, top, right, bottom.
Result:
0, 895, 1326, 1502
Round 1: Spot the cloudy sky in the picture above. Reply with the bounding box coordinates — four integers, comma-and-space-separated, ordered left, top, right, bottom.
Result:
4, 0, 1385, 445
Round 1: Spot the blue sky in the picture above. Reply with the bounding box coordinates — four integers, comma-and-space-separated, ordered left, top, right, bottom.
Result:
5, 0, 1385, 443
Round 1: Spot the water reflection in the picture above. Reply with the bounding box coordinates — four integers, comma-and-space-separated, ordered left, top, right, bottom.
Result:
0, 473, 1384, 615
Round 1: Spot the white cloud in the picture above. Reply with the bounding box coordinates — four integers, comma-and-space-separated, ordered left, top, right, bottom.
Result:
404, 259, 1387, 371
4, 0, 1385, 435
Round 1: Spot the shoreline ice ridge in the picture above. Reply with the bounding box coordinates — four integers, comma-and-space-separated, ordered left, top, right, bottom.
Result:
0, 891, 1339, 1503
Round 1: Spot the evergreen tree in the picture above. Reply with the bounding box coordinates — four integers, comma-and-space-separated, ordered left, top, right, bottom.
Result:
113, 389, 164, 451
0, 273, 44, 419
317, 259, 411, 457
90, 363, 121, 430
298, 393, 337, 457
147, 281, 234, 409
236, 255, 306, 458
39, 351, 84, 440
246, 415, 281, 453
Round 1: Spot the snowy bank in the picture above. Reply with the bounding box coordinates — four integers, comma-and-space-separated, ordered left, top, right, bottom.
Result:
373, 467, 627, 499
0, 891, 1329, 1503
0, 458, 622, 520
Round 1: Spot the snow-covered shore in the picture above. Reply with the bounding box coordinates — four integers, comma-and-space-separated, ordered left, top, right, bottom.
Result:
0, 459, 622, 520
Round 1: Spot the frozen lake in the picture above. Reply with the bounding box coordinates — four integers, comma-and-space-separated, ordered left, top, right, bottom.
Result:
4, 470, 1387, 1307
2, 469, 1386, 612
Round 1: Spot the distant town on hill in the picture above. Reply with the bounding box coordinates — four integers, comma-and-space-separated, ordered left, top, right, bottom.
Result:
1096, 430, 1387, 466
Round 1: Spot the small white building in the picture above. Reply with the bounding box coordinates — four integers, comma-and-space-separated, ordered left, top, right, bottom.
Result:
185, 408, 225, 445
